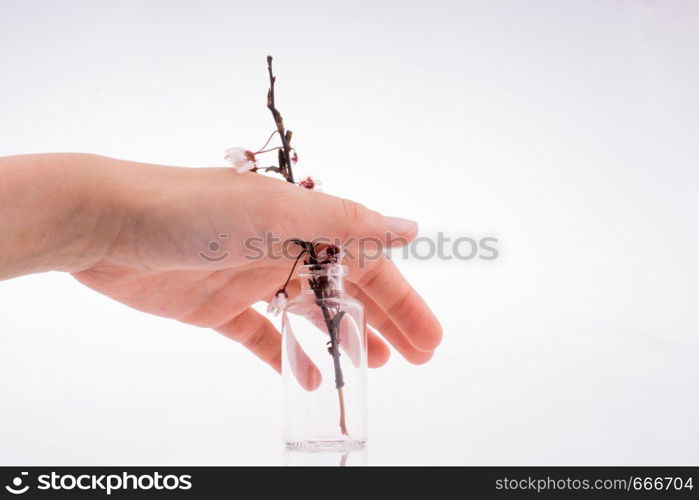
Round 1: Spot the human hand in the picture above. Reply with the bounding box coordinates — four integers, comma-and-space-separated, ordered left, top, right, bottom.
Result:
1, 153, 442, 374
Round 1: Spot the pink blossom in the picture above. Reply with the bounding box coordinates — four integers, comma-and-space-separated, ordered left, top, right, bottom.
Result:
299, 176, 316, 190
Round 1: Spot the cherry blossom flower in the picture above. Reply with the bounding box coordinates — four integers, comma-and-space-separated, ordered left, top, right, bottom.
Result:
267, 289, 288, 316
224, 147, 258, 173
291, 150, 298, 164
299, 176, 318, 190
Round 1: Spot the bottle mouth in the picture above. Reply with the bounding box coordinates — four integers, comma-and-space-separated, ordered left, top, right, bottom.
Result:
298, 263, 348, 278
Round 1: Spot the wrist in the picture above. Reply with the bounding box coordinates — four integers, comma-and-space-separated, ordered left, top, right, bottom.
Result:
0, 153, 126, 277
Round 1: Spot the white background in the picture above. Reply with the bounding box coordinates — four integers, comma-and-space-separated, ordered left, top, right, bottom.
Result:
1, 0, 698, 465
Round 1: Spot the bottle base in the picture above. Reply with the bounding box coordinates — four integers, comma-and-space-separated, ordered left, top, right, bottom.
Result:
285, 438, 366, 452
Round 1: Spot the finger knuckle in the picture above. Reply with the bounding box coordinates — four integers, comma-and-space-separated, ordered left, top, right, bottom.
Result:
357, 258, 387, 289
243, 327, 267, 351
340, 198, 369, 228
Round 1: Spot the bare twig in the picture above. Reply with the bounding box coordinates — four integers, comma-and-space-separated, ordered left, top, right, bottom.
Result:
338, 388, 348, 435
266, 55, 295, 184
265, 57, 349, 437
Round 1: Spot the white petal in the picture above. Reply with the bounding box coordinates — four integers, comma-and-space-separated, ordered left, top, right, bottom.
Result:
224, 147, 249, 169
234, 160, 256, 173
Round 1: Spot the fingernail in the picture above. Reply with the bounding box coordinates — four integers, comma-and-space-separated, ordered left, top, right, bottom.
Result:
384, 216, 418, 236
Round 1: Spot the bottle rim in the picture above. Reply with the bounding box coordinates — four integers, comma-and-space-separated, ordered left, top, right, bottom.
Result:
298, 263, 348, 277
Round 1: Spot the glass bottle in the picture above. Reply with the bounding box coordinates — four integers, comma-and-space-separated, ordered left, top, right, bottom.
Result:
282, 263, 367, 450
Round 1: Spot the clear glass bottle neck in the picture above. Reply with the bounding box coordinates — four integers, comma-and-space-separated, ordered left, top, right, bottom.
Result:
298, 264, 347, 296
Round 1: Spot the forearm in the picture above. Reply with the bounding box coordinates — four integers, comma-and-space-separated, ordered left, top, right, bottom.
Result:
0, 153, 122, 280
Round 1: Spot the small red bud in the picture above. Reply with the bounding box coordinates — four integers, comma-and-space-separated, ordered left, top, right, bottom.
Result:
299, 176, 315, 190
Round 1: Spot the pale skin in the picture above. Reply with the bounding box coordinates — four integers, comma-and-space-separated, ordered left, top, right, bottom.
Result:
0, 153, 442, 377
